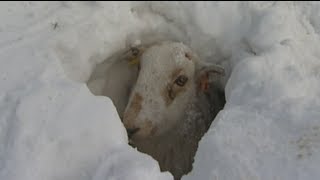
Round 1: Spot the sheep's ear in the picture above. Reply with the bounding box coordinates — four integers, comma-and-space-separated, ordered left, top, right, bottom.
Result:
197, 64, 225, 92
122, 46, 145, 66
128, 57, 140, 65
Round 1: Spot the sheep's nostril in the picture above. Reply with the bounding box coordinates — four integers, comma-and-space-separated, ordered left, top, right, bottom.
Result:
126, 128, 140, 138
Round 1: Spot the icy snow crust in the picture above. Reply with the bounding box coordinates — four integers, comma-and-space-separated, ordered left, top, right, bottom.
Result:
1, 1, 320, 180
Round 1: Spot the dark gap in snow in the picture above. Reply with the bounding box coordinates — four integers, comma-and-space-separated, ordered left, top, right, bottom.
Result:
86, 41, 226, 180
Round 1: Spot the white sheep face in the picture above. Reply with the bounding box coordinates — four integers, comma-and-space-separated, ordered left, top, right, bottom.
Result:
122, 41, 225, 141
123, 42, 198, 140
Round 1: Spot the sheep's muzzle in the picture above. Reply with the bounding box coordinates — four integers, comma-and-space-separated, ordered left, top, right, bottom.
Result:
126, 127, 140, 139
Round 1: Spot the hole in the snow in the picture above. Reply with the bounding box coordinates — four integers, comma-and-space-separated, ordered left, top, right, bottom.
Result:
86, 41, 226, 180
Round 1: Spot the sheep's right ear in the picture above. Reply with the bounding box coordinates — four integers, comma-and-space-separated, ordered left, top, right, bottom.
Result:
196, 64, 225, 92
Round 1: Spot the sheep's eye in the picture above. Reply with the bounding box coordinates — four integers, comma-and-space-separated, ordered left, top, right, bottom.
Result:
175, 75, 188, 86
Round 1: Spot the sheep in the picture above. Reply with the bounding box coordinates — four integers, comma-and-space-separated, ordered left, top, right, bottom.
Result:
87, 40, 225, 179
120, 41, 225, 180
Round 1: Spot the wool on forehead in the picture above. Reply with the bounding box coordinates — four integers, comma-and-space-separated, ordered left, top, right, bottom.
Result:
140, 42, 195, 74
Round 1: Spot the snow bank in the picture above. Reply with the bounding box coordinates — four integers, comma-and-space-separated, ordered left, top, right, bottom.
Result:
180, 2, 320, 180
0, 2, 171, 180
1, 1, 320, 180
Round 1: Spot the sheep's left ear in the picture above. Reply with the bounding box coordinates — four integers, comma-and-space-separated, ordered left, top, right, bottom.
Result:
196, 64, 225, 92
127, 47, 141, 65
122, 46, 145, 66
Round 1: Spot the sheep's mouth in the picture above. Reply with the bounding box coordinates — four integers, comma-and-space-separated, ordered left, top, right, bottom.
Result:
126, 127, 140, 139
126, 126, 157, 141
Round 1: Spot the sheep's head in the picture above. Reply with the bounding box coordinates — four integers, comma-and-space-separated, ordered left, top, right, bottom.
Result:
122, 41, 224, 141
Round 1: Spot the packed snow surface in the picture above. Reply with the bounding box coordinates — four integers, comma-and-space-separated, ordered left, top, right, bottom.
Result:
1, 1, 320, 180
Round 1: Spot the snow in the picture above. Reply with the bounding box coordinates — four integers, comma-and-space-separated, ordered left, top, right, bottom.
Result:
0, 2, 171, 180
1, 1, 320, 180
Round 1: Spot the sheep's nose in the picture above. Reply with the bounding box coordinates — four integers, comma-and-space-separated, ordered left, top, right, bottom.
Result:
126, 127, 140, 138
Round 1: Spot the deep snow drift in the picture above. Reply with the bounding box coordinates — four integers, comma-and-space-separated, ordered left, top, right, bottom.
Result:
1, 1, 320, 180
